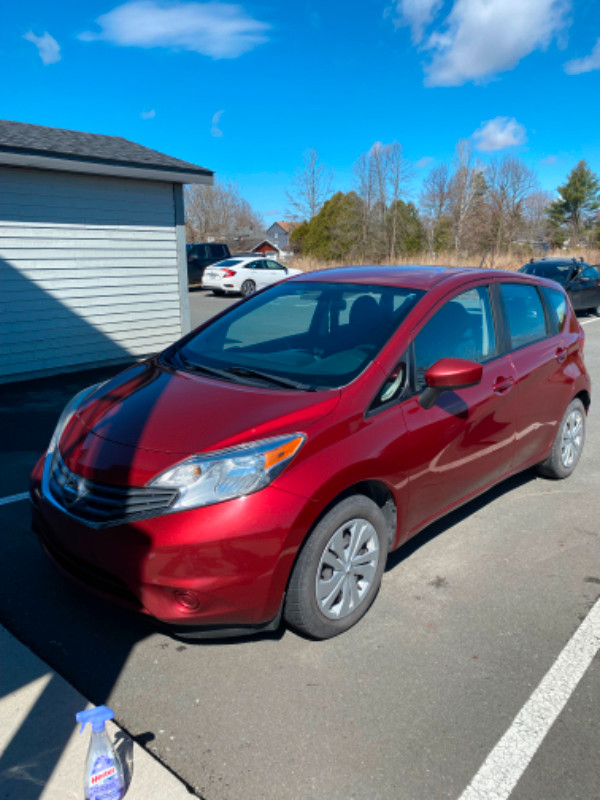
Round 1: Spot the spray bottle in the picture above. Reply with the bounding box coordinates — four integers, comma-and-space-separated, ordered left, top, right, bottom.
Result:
76, 705, 125, 800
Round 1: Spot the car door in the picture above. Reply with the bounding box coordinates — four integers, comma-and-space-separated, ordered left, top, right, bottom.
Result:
498, 282, 577, 468
567, 266, 600, 311
264, 260, 288, 286
400, 284, 518, 535
246, 260, 269, 289
187, 244, 207, 283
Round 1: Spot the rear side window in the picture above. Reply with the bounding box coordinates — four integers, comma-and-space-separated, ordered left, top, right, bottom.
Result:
542, 287, 567, 333
413, 286, 497, 391
500, 283, 547, 349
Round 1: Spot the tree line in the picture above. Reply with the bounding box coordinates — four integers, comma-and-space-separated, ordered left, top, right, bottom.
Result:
184, 144, 600, 264
290, 144, 600, 264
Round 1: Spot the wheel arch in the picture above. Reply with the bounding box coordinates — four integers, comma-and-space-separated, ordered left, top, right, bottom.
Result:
575, 389, 590, 413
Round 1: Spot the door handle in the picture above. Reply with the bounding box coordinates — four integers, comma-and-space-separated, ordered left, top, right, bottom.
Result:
555, 347, 567, 363
493, 376, 514, 394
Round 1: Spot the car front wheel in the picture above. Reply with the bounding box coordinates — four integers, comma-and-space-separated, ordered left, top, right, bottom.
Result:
241, 279, 256, 297
284, 495, 389, 639
536, 398, 586, 479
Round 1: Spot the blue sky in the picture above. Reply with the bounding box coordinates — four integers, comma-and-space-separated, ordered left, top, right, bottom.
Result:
3, 1, 600, 225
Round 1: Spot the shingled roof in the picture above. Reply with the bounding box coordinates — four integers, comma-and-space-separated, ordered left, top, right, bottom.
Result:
0, 119, 213, 184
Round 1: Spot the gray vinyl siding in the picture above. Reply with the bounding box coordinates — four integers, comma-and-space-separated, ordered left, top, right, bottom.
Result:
0, 166, 188, 382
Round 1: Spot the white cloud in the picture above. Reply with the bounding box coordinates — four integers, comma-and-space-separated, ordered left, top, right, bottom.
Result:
79, 1, 270, 59
387, 0, 443, 44
421, 0, 570, 86
416, 156, 435, 169
141, 109, 156, 119
211, 109, 224, 137
473, 117, 527, 151
540, 154, 558, 165
23, 31, 61, 65
564, 37, 600, 74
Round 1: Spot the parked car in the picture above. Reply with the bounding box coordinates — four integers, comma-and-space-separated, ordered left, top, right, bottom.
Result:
31, 266, 590, 639
186, 242, 230, 285
519, 257, 600, 314
203, 256, 302, 296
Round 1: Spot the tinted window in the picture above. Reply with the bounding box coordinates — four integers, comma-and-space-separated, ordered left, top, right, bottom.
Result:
542, 287, 567, 332
174, 282, 424, 390
266, 260, 285, 270
521, 263, 573, 285
413, 287, 497, 391
500, 283, 547, 348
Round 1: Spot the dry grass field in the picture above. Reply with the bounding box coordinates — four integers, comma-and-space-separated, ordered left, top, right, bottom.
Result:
289, 249, 600, 273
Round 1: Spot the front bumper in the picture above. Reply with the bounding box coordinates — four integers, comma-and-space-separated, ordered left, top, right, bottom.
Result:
30, 454, 313, 632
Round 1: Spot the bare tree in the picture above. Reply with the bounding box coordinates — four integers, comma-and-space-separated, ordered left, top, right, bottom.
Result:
185, 180, 264, 249
353, 151, 377, 260
420, 163, 452, 253
449, 140, 487, 256
286, 149, 333, 222
523, 190, 554, 245
353, 141, 413, 260
485, 156, 539, 262
385, 142, 414, 260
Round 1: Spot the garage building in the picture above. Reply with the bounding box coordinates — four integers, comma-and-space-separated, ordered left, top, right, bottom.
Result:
0, 119, 212, 383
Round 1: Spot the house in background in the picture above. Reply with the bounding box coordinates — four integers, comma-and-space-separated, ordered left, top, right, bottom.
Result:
250, 239, 280, 258
265, 221, 300, 258
0, 119, 212, 383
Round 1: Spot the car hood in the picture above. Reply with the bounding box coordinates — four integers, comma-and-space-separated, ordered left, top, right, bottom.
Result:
73, 359, 340, 456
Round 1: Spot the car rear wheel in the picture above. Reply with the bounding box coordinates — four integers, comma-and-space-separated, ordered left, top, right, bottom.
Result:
241, 280, 256, 297
536, 398, 586, 479
284, 495, 389, 639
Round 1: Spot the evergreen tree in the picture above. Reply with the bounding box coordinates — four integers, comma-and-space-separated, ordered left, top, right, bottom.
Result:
547, 161, 600, 242
387, 201, 425, 255
292, 192, 362, 261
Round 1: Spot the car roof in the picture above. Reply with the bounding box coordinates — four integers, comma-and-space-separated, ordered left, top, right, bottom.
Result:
287, 265, 509, 291
524, 258, 584, 267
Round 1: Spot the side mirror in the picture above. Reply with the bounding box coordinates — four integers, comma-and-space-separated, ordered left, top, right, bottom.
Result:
419, 357, 483, 410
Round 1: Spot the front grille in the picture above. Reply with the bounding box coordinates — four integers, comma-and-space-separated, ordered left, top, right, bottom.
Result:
49, 452, 178, 527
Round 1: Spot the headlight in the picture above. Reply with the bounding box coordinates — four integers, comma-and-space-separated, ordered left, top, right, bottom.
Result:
149, 433, 306, 510
48, 383, 104, 454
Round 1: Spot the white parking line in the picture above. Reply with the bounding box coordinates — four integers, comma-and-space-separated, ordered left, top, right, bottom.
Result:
581, 316, 600, 325
0, 491, 30, 506
457, 597, 600, 800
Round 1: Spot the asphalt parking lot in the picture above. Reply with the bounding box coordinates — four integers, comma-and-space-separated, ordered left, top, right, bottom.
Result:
1, 292, 599, 800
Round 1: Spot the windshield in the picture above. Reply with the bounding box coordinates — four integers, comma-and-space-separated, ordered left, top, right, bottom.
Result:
520, 263, 574, 285
167, 281, 424, 390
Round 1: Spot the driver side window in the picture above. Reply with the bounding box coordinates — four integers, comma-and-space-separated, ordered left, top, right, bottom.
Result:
413, 287, 497, 391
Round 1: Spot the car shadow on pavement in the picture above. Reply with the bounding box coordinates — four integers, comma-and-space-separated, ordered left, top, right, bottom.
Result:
386, 468, 538, 572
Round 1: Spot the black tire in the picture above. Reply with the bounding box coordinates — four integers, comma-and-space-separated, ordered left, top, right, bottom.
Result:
536, 398, 586, 479
284, 495, 389, 639
241, 280, 256, 297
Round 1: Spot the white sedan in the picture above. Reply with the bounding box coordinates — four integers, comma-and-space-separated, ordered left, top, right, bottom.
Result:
203, 256, 302, 297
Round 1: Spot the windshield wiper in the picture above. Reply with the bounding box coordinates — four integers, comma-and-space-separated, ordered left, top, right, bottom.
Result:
226, 366, 315, 391
178, 355, 236, 382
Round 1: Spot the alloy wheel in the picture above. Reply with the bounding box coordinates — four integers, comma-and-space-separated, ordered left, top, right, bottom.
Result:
561, 408, 584, 468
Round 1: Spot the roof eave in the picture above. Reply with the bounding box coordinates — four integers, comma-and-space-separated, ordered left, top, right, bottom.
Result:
0, 149, 213, 185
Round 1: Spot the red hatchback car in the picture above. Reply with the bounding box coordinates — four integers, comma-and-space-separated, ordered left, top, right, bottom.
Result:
31, 267, 591, 639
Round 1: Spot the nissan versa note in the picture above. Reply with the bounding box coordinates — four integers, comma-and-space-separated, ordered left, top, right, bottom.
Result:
31, 267, 591, 639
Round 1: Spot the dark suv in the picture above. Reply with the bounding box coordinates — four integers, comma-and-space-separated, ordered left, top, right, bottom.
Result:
186, 242, 231, 285
519, 258, 600, 314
